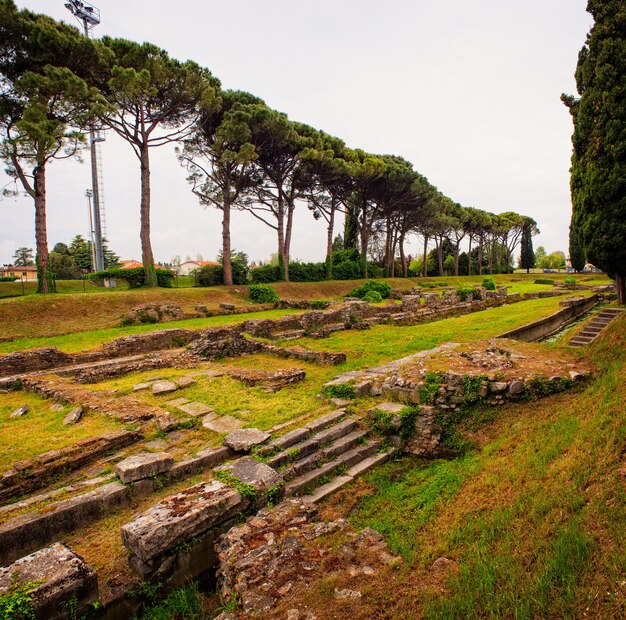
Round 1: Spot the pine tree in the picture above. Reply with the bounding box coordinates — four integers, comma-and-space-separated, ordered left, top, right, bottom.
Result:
563, 0, 626, 303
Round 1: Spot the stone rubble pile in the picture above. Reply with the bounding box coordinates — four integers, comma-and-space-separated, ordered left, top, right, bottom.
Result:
215, 498, 400, 616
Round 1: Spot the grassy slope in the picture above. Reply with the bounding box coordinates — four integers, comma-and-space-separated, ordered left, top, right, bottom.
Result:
0, 273, 606, 342
290, 315, 626, 619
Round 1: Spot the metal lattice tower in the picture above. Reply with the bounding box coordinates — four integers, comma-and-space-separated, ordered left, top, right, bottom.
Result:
64, 1, 107, 271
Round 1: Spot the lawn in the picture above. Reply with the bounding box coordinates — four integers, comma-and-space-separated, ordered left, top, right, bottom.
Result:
289, 314, 626, 619
0, 391, 124, 472
0, 273, 607, 342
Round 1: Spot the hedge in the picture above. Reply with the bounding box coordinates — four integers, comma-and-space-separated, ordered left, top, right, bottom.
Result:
90, 266, 174, 288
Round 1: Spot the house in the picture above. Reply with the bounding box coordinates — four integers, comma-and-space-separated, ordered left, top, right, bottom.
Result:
178, 260, 219, 275
0, 265, 38, 281
119, 260, 143, 270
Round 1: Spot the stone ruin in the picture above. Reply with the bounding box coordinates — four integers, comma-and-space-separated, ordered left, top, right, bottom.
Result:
120, 301, 185, 326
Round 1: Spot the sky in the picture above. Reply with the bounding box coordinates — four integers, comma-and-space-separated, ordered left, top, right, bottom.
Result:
1, 0, 593, 266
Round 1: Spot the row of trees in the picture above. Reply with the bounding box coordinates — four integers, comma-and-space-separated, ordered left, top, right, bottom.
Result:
1, 1, 538, 293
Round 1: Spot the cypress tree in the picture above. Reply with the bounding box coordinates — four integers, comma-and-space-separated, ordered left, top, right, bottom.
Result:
562, 0, 626, 303
569, 220, 586, 273
520, 222, 535, 274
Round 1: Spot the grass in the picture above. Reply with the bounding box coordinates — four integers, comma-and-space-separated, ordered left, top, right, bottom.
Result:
0, 273, 607, 342
0, 391, 123, 472
297, 314, 626, 619
0, 309, 304, 355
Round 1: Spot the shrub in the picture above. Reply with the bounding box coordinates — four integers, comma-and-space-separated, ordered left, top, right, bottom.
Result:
333, 260, 361, 280
367, 263, 385, 278
248, 284, 279, 304
564, 277, 577, 286
250, 265, 280, 284
363, 290, 383, 303
288, 261, 326, 282
456, 284, 479, 301
534, 278, 555, 285
90, 267, 174, 288
348, 280, 392, 299
324, 383, 356, 399
482, 277, 496, 291
310, 300, 330, 310
331, 248, 360, 264
196, 265, 223, 287
0, 276, 18, 282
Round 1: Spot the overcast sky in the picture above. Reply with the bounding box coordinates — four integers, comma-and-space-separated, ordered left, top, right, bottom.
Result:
1, 0, 593, 266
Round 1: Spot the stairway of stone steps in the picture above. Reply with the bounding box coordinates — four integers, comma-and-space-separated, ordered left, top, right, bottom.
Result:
569, 307, 624, 347
258, 409, 391, 503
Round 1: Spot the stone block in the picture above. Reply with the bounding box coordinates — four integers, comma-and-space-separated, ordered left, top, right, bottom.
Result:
224, 428, 271, 452
165, 397, 190, 407
216, 456, 281, 494
220, 303, 236, 311
115, 452, 174, 483
122, 480, 246, 563
10, 404, 29, 418
0, 543, 98, 620
63, 406, 83, 425
0, 482, 130, 565
176, 376, 196, 389
178, 401, 214, 417
508, 380, 525, 396
202, 415, 243, 433
152, 380, 179, 395
369, 402, 405, 414
490, 382, 508, 394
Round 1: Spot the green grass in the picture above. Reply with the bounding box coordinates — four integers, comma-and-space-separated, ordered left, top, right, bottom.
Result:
0, 391, 123, 471
137, 581, 207, 620
319, 314, 626, 619
0, 309, 304, 355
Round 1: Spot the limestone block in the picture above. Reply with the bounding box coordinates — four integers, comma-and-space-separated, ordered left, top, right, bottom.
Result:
115, 452, 174, 484
490, 382, 508, 394
178, 401, 214, 417
10, 404, 29, 418
176, 376, 196, 389
152, 380, 179, 395
202, 415, 243, 433
224, 428, 271, 452
0, 543, 98, 620
63, 406, 83, 425
122, 480, 246, 562
216, 456, 281, 494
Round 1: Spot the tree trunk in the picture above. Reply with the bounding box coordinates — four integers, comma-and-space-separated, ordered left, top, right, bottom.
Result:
34, 164, 53, 294
437, 238, 444, 277
283, 201, 295, 282
478, 237, 484, 276
422, 234, 428, 277
384, 215, 392, 277
454, 249, 460, 276
360, 203, 368, 278
276, 196, 286, 281
325, 203, 335, 280
399, 232, 407, 277
616, 272, 625, 305
139, 145, 156, 287
222, 189, 233, 286
467, 236, 472, 275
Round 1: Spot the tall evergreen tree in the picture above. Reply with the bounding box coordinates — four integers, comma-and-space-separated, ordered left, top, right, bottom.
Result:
520, 220, 536, 273
569, 220, 586, 273
563, 0, 626, 303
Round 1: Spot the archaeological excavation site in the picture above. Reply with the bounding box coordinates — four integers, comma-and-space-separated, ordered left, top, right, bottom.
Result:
1, 276, 623, 619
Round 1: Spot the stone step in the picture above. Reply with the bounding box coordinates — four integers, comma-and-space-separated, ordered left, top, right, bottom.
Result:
268, 417, 355, 469
346, 451, 391, 477
302, 451, 393, 504
281, 429, 369, 482
284, 440, 380, 497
